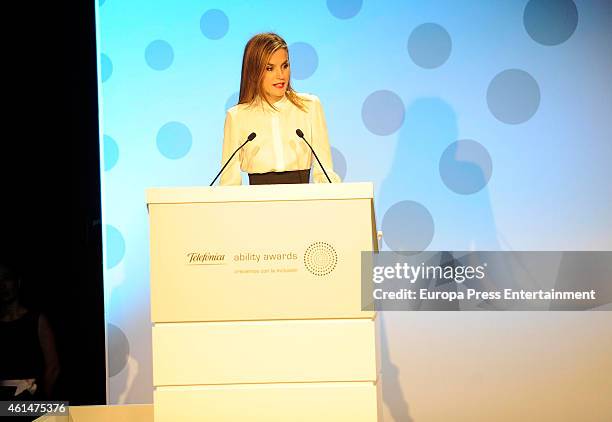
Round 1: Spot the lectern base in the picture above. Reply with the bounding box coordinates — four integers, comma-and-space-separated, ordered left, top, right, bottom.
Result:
155, 382, 380, 422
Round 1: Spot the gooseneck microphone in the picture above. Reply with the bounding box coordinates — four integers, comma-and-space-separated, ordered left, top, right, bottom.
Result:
295, 129, 332, 183
209, 132, 256, 186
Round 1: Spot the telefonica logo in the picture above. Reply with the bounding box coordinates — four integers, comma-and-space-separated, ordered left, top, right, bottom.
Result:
304, 242, 338, 276
186, 252, 226, 265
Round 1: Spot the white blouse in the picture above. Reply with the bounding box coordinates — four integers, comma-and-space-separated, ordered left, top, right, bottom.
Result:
219, 93, 342, 185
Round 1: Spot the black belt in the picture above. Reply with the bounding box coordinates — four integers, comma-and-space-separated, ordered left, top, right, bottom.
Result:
248, 169, 310, 185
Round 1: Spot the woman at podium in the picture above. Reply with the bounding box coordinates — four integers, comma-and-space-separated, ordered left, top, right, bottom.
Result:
219, 33, 341, 186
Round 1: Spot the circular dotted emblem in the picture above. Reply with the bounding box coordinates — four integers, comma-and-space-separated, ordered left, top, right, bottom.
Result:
304, 242, 338, 276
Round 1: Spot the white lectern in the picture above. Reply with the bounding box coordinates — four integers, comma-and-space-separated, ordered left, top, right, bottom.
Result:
147, 182, 381, 422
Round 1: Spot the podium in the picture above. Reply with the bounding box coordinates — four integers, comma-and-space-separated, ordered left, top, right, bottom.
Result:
146, 182, 381, 421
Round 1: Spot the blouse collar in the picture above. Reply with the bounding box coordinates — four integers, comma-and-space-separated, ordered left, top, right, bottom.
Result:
249, 94, 288, 112
271, 94, 288, 109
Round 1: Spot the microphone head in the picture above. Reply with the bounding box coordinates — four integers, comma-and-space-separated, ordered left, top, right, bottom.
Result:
295, 129, 304, 138
247, 132, 256, 142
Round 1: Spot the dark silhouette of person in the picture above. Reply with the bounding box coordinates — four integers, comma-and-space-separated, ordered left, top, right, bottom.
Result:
0, 262, 60, 400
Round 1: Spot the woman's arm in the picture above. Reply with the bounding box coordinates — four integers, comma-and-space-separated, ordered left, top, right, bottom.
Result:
310, 96, 341, 183
38, 313, 60, 398
219, 110, 243, 186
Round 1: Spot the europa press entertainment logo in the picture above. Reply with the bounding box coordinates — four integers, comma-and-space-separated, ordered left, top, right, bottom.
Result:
304, 242, 338, 276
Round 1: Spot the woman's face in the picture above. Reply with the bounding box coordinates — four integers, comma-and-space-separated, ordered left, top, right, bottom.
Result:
0, 273, 19, 304
261, 48, 290, 103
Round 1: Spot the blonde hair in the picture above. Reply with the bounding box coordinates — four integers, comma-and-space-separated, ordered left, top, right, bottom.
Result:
238, 33, 306, 111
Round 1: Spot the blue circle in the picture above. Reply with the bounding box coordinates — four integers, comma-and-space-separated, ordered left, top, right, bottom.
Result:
156, 122, 192, 159
225, 92, 239, 111
289, 42, 319, 80
145, 40, 174, 71
103, 135, 119, 171
99, 0, 106, 6
408, 23, 452, 69
382, 201, 435, 253
200, 9, 229, 40
107, 323, 130, 377
487, 69, 540, 124
524, 0, 578, 46
327, 0, 363, 19
439, 140, 492, 195
101, 54, 113, 83
106, 225, 125, 269
362, 90, 405, 136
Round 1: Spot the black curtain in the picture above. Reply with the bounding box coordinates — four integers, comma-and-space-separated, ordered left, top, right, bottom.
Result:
1, 0, 106, 405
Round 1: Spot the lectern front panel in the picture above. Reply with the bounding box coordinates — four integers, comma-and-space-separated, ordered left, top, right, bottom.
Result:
152, 319, 377, 385
154, 382, 379, 422
149, 198, 375, 322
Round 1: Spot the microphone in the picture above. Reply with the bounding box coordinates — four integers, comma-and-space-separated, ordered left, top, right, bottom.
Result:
295, 129, 332, 183
209, 132, 256, 186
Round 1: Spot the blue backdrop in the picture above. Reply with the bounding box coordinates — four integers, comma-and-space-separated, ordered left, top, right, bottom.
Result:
96, 0, 612, 405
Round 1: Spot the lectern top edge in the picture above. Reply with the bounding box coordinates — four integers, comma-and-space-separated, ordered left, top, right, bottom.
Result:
146, 182, 374, 206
